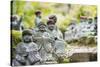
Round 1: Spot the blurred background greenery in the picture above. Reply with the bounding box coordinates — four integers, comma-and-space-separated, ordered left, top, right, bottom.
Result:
11, 1, 97, 31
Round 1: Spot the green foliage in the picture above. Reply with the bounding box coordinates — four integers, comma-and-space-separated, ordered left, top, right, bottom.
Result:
11, 30, 22, 48
11, 1, 97, 31
66, 36, 97, 47
56, 55, 70, 63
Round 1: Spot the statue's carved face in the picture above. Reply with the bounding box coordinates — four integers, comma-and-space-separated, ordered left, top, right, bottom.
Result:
39, 25, 46, 31
37, 13, 41, 18
48, 24, 55, 31
23, 35, 33, 43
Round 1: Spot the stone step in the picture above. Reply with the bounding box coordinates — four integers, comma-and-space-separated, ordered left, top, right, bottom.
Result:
45, 61, 57, 64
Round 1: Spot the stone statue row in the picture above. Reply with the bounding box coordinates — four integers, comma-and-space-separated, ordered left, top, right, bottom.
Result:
11, 10, 97, 66
65, 16, 97, 41
11, 10, 65, 66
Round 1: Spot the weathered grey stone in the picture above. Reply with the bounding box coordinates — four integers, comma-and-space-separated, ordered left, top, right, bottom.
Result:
13, 42, 42, 66
64, 21, 97, 41
69, 52, 97, 62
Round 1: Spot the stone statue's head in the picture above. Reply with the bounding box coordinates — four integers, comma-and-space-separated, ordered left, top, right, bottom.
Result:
38, 22, 46, 32
22, 29, 33, 43
35, 10, 42, 18
47, 19, 55, 31
49, 15, 57, 24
